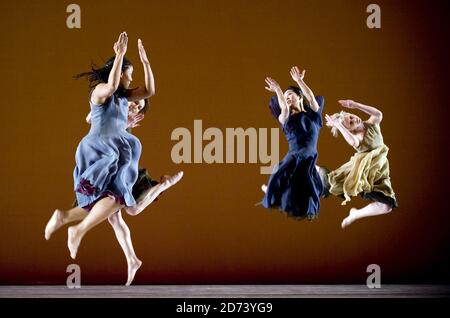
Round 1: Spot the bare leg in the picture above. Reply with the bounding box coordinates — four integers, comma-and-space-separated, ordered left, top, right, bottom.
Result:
126, 171, 184, 216
108, 210, 142, 286
45, 207, 88, 240
341, 202, 392, 229
68, 196, 123, 259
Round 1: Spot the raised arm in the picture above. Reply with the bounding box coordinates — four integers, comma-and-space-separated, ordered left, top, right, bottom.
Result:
265, 77, 289, 125
127, 39, 155, 101
325, 114, 361, 148
290, 66, 319, 112
91, 32, 128, 105
339, 100, 382, 125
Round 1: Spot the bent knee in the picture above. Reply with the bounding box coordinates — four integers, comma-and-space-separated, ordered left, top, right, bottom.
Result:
125, 207, 137, 216
378, 202, 392, 214
108, 211, 122, 225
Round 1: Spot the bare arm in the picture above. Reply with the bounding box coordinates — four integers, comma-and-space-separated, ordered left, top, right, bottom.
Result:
290, 67, 319, 112
127, 39, 155, 101
339, 99, 383, 125
265, 77, 289, 125
91, 32, 128, 105
86, 112, 91, 124
326, 114, 361, 148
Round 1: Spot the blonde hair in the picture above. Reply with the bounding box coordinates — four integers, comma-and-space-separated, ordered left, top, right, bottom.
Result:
329, 111, 346, 137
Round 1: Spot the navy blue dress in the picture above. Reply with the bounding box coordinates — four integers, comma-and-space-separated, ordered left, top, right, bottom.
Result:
262, 96, 324, 220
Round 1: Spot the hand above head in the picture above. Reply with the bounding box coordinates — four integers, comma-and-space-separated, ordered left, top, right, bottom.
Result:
265, 77, 282, 93
113, 32, 128, 56
290, 66, 305, 82
138, 39, 150, 64
338, 99, 355, 108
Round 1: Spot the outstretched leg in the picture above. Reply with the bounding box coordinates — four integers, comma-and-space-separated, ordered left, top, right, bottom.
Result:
126, 171, 184, 216
341, 202, 392, 229
108, 210, 142, 286
45, 207, 88, 240
67, 196, 123, 259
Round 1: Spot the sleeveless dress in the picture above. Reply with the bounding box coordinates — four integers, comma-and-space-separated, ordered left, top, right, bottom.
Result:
262, 96, 325, 220
327, 122, 398, 208
73, 93, 142, 210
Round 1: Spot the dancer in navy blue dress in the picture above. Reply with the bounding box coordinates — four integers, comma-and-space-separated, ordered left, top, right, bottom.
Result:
262, 67, 324, 220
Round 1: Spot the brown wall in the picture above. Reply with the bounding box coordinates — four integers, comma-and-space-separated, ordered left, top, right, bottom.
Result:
0, 0, 449, 284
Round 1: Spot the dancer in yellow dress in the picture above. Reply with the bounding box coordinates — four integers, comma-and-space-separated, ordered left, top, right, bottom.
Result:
324, 99, 398, 228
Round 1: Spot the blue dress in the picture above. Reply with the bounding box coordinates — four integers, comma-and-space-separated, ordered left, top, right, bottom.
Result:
73, 93, 142, 210
262, 96, 324, 220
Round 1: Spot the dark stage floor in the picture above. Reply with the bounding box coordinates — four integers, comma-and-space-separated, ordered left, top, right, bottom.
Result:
1, 285, 449, 298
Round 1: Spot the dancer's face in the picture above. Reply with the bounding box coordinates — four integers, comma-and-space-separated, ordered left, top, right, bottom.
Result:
343, 113, 362, 131
128, 99, 145, 116
120, 66, 133, 89
284, 90, 302, 110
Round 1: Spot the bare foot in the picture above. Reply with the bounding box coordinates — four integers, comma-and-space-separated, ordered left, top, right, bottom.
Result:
261, 184, 267, 193
45, 209, 64, 240
67, 226, 82, 259
159, 171, 184, 192
126, 259, 143, 286
341, 208, 358, 229
127, 171, 184, 216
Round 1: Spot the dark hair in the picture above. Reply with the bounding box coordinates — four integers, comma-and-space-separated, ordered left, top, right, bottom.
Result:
74, 56, 132, 95
285, 86, 303, 97
138, 99, 150, 114
286, 85, 310, 108
269, 86, 308, 120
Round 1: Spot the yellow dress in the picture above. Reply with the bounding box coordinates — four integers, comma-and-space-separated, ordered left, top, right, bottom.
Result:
328, 123, 397, 207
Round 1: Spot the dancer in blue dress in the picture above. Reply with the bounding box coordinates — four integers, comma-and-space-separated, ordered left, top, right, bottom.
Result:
262, 67, 324, 220
45, 98, 183, 285
44, 32, 183, 261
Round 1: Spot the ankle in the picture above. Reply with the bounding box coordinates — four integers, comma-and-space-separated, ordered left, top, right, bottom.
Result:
129, 258, 142, 266
58, 210, 66, 224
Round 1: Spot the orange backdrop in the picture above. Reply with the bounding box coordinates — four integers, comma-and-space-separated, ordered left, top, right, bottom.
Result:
0, 0, 449, 284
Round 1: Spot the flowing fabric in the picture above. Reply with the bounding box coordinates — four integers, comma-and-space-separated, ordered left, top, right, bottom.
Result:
262, 96, 325, 220
73, 94, 142, 209
328, 123, 398, 207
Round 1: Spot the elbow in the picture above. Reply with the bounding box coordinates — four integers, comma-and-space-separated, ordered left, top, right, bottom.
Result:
144, 87, 155, 98
372, 111, 383, 124
105, 83, 119, 95
310, 101, 320, 112
278, 114, 287, 125
377, 112, 383, 122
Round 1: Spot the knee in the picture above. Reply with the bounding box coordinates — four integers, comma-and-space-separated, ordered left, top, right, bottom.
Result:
108, 212, 121, 226
378, 202, 392, 214
125, 207, 138, 216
